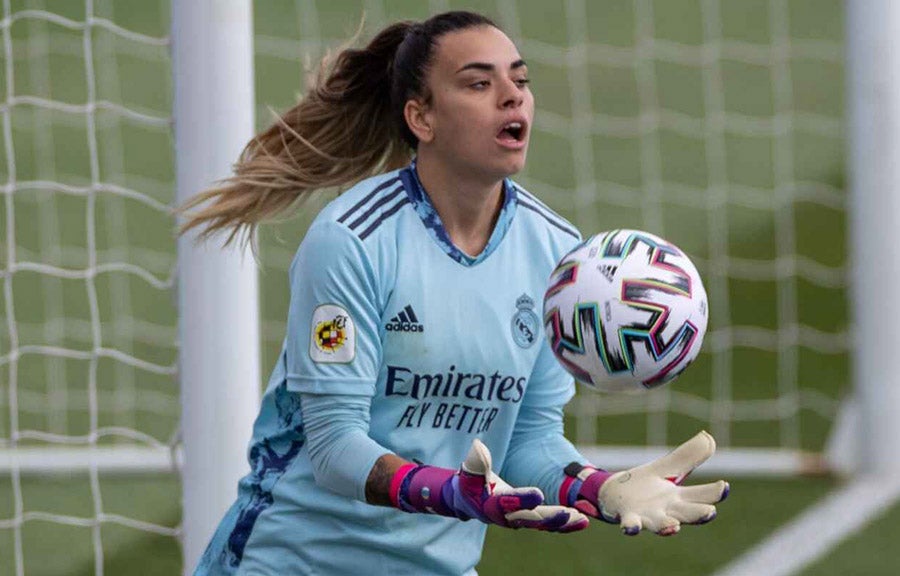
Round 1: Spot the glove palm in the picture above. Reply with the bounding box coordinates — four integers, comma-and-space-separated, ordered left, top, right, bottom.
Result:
567, 431, 729, 536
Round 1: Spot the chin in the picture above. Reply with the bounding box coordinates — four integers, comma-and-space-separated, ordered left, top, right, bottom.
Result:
501, 154, 528, 177
490, 151, 528, 177
459, 149, 528, 182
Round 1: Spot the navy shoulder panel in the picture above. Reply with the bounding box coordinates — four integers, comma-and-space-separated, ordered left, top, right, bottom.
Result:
513, 185, 580, 240
331, 175, 410, 241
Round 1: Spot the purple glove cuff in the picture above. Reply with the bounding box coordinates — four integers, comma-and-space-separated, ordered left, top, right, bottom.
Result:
561, 463, 612, 507
393, 465, 456, 516
578, 469, 613, 504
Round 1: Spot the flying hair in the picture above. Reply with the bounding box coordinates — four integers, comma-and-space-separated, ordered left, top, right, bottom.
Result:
177, 11, 498, 247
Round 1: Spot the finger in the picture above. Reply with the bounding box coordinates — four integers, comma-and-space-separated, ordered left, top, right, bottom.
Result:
461, 438, 492, 476
657, 524, 681, 537
486, 470, 514, 494
533, 506, 590, 533
477, 490, 543, 526
493, 488, 544, 513
643, 510, 680, 536
504, 508, 544, 523
506, 507, 562, 529
506, 506, 586, 532
647, 431, 716, 482
556, 513, 590, 533
596, 504, 620, 525
668, 501, 717, 525
620, 511, 642, 536
573, 499, 600, 518
678, 480, 729, 504
477, 489, 543, 523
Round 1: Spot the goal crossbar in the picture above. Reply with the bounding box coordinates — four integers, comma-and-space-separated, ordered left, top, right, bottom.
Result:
0, 445, 830, 478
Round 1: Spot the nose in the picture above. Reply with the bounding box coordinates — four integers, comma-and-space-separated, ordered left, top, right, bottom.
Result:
499, 78, 524, 109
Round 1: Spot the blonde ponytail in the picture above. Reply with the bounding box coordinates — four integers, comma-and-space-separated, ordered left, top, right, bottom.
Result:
178, 12, 498, 246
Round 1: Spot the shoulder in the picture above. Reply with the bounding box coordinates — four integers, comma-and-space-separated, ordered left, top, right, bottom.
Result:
291, 170, 410, 288
509, 180, 582, 255
313, 170, 410, 241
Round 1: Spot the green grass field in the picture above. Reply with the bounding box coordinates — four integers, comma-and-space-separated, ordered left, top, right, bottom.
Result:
4, 473, 900, 575
3, 0, 888, 574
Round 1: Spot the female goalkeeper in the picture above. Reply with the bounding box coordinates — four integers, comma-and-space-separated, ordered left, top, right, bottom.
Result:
181, 10, 729, 575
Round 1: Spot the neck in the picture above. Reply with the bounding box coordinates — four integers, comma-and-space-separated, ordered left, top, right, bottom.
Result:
415, 154, 505, 257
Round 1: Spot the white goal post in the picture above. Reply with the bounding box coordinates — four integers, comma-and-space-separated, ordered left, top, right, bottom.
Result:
846, 0, 900, 478
171, 0, 260, 572
710, 2, 900, 574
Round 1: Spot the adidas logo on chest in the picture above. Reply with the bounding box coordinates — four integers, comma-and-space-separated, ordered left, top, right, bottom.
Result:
385, 304, 424, 333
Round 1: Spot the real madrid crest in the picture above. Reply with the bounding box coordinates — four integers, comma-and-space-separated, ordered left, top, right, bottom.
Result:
511, 293, 539, 348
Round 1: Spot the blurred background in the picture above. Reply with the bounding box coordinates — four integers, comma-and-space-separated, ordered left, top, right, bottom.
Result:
3, 0, 889, 574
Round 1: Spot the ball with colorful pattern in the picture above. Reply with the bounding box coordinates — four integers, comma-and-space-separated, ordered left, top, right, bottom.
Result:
543, 230, 708, 393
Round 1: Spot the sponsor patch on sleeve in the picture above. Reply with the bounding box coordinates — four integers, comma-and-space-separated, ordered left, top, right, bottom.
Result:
309, 304, 356, 363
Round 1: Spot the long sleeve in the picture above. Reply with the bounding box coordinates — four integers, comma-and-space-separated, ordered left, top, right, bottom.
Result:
281, 219, 392, 501
500, 341, 588, 504
299, 392, 391, 502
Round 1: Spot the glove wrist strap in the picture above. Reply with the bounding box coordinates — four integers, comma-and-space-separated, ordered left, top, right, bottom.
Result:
560, 462, 612, 506
389, 463, 417, 509
578, 468, 613, 504
391, 464, 456, 516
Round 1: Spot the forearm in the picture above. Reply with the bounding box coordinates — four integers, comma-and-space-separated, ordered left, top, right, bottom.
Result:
365, 452, 410, 506
300, 392, 587, 531
500, 403, 586, 504
300, 391, 415, 506
300, 392, 392, 502
502, 431, 586, 504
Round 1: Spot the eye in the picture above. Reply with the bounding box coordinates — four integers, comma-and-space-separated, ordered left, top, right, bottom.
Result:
515, 78, 530, 88
470, 80, 490, 90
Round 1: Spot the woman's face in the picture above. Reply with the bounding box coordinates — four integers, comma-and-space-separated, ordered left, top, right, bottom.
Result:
416, 25, 534, 183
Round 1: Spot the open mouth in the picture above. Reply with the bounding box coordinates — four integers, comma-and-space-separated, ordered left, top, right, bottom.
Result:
497, 121, 527, 145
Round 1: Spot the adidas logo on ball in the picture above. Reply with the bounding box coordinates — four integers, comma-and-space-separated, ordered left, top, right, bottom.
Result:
598, 264, 618, 283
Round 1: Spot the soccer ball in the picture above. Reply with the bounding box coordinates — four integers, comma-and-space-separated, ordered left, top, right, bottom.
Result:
543, 230, 708, 394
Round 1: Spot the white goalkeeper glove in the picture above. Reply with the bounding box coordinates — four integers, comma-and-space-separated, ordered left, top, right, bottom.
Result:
560, 430, 729, 536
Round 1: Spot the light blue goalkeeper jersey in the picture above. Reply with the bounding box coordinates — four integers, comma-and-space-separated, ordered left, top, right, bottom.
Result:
196, 162, 581, 576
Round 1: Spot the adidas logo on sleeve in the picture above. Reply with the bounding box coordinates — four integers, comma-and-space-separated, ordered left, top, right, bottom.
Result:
385, 304, 424, 333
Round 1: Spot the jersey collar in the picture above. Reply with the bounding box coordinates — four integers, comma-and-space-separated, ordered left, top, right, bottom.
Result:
399, 160, 517, 266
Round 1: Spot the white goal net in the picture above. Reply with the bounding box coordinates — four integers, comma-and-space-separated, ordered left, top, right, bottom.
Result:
1, 0, 848, 573
1, 1, 180, 574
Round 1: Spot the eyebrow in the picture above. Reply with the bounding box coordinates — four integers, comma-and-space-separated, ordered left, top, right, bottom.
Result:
456, 59, 527, 74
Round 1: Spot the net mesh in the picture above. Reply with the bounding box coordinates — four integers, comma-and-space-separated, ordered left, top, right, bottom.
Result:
1, 0, 179, 573
1, 0, 845, 573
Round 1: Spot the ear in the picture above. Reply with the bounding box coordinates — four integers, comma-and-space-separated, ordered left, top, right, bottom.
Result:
403, 98, 434, 144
